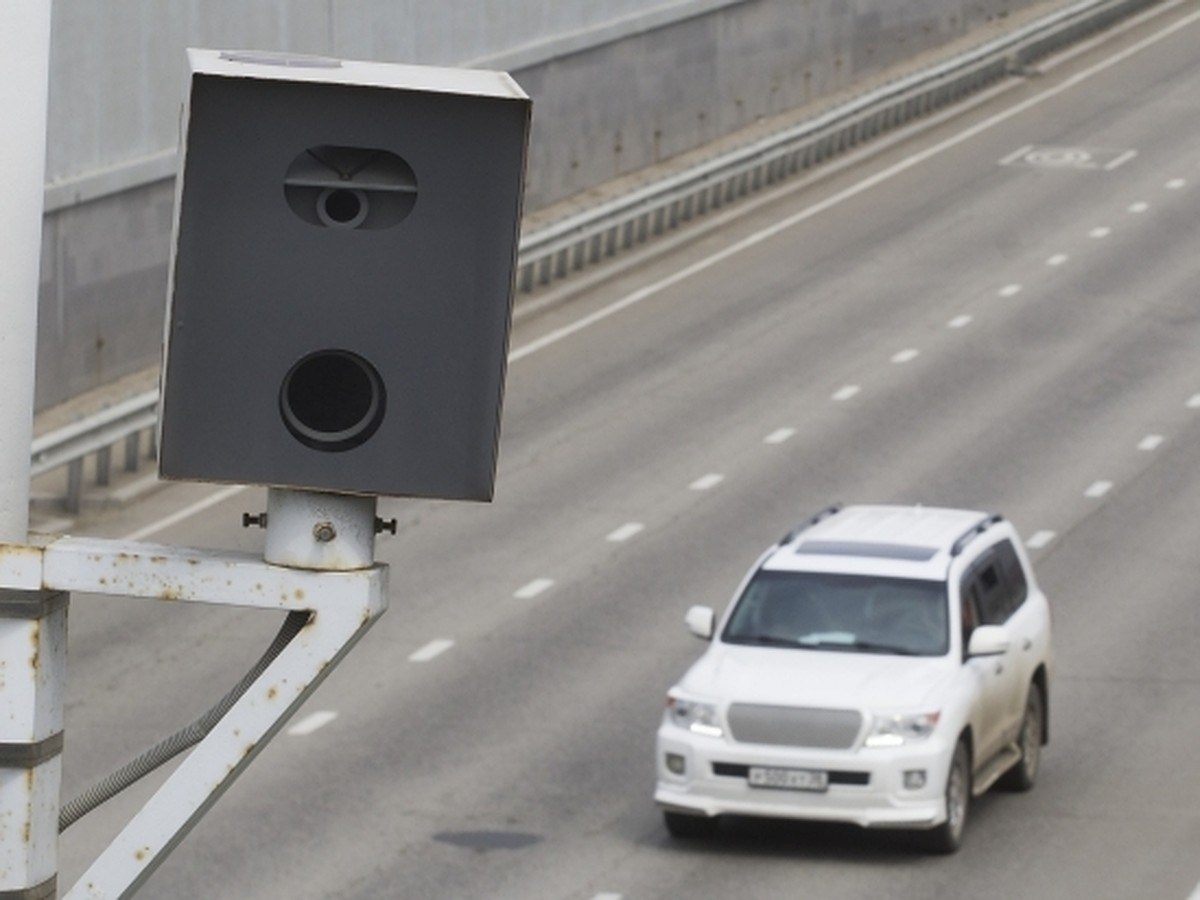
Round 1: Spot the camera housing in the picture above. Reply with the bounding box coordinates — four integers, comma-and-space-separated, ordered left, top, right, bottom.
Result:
158, 49, 530, 500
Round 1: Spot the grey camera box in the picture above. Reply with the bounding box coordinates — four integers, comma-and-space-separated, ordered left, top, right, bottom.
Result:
159, 49, 530, 499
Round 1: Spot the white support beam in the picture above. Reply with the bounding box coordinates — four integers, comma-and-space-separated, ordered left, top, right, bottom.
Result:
0, 534, 389, 899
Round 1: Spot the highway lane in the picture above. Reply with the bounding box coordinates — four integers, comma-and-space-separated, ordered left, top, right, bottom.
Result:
53, 3, 1200, 897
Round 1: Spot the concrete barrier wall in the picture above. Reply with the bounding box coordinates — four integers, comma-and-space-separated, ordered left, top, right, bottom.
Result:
36, 0, 1058, 411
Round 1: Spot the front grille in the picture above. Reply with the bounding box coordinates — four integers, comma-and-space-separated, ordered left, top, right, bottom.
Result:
727, 703, 862, 749
712, 763, 870, 786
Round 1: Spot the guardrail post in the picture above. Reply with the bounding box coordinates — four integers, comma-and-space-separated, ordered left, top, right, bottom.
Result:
96, 446, 112, 487
124, 432, 141, 473
66, 460, 84, 516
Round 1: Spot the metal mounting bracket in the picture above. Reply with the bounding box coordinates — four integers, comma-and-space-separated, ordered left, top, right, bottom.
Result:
1, 531, 388, 899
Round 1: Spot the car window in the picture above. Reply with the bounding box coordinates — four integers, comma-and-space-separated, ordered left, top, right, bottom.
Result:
973, 557, 1008, 625
723, 570, 949, 656
964, 540, 1028, 627
993, 539, 1028, 613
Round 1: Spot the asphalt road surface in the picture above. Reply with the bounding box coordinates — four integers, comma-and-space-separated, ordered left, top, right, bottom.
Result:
49, 4, 1200, 898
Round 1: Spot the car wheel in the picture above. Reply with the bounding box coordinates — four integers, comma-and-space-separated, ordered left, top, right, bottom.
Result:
999, 682, 1043, 792
921, 738, 970, 854
663, 811, 720, 839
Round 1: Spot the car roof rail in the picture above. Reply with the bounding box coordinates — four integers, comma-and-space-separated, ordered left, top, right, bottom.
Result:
949, 513, 1004, 557
779, 503, 844, 546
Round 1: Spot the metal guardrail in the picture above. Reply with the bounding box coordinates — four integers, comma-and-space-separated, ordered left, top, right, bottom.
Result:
29, 0, 1164, 514
512, 0, 1161, 291
31, 389, 159, 514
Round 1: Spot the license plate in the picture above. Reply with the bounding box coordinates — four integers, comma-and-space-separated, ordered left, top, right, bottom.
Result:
747, 766, 829, 792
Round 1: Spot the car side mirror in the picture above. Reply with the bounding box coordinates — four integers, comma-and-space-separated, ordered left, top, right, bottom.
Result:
685, 606, 716, 641
966, 624, 1011, 658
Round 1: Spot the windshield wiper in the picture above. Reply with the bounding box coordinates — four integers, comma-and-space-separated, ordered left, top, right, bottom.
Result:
726, 633, 801, 647
810, 638, 921, 656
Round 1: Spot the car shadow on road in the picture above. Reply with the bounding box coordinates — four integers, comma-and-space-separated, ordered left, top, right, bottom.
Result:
661, 817, 915, 861
648, 793, 1002, 863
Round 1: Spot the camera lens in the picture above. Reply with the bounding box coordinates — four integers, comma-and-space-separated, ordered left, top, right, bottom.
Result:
316, 188, 369, 229
279, 349, 386, 452
285, 145, 417, 230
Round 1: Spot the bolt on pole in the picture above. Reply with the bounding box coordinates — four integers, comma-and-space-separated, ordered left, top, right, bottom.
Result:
0, 3, 64, 899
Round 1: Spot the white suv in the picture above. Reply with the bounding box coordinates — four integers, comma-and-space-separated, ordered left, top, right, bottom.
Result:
654, 504, 1052, 852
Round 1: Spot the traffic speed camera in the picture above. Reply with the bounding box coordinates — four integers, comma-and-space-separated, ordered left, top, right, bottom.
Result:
158, 49, 530, 500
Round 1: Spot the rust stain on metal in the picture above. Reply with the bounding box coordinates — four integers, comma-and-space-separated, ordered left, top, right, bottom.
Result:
29, 621, 40, 670
134, 846, 151, 862
266, 686, 278, 701
0, 543, 45, 559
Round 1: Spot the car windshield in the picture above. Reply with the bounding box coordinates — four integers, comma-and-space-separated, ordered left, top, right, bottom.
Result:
722, 570, 949, 656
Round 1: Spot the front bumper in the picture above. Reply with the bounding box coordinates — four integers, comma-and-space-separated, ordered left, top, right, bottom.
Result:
655, 723, 953, 830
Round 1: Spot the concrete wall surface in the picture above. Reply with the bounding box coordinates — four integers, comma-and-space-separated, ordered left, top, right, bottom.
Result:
37, 0, 1063, 412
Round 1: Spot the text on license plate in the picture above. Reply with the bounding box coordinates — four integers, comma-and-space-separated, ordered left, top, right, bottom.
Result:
747, 766, 829, 792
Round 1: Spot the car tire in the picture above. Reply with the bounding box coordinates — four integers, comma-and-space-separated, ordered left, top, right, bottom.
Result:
998, 682, 1043, 792
663, 811, 720, 839
920, 738, 970, 854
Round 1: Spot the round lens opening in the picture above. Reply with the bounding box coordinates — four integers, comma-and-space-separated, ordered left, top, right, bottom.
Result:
280, 350, 385, 452
317, 188, 369, 228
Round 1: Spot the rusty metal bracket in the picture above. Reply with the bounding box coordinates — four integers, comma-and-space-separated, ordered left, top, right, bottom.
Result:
0, 533, 389, 899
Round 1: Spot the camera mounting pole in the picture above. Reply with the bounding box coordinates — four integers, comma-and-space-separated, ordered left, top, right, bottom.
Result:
0, 4, 61, 899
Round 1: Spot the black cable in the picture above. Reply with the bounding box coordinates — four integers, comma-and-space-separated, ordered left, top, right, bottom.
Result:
60, 610, 311, 832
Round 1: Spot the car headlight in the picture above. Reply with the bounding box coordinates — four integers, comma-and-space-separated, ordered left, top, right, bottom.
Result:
864, 711, 940, 748
666, 694, 724, 738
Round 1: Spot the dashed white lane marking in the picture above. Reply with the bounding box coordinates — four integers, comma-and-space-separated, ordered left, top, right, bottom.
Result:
832, 385, 861, 401
287, 710, 338, 736
515, 578, 555, 600
1089, 226, 1111, 238
999, 283, 1022, 297
892, 349, 920, 364
592, 894, 623, 900
690, 473, 725, 491
409, 639, 455, 662
1104, 150, 1138, 171
1138, 434, 1164, 451
1187, 394, 1200, 409
948, 314, 973, 329
1085, 481, 1113, 498
1129, 201, 1150, 213
607, 522, 645, 542
1026, 530, 1056, 550
510, 11, 1200, 365
764, 427, 797, 444
1165, 178, 1186, 190
121, 484, 247, 542
1047, 253, 1069, 266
